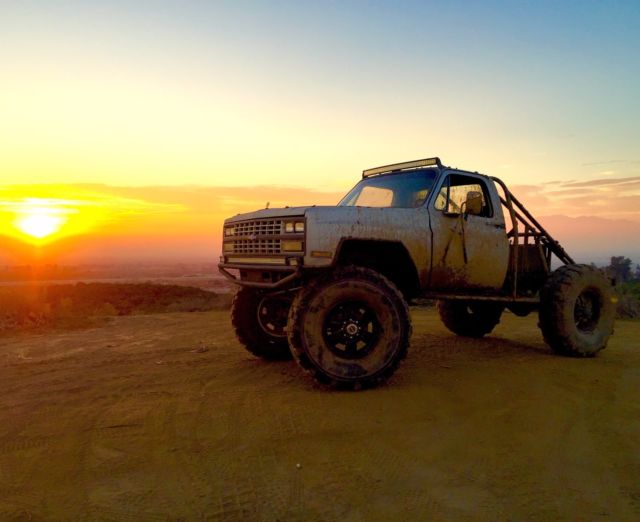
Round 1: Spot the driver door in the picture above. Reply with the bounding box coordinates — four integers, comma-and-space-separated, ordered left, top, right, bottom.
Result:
428, 172, 509, 291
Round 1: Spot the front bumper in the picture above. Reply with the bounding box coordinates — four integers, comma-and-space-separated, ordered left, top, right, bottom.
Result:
218, 261, 301, 289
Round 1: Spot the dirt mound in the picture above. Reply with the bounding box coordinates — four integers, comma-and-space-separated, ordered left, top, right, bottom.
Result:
0, 282, 231, 332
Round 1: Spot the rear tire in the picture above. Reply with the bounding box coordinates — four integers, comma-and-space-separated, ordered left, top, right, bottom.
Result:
539, 264, 615, 357
288, 266, 411, 389
437, 300, 504, 338
231, 288, 293, 360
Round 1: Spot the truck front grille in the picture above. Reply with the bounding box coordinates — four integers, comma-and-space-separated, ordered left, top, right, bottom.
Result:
229, 239, 281, 254
223, 218, 304, 258
234, 219, 282, 236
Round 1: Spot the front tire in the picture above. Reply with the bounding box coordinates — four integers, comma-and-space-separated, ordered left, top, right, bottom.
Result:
539, 264, 615, 357
288, 266, 411, 389
231, 288, 293, 360
437, 300, 504, 338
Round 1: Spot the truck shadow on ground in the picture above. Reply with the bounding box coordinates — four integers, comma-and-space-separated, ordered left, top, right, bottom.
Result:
230, 331, 556, 394
411, 332, 553, 360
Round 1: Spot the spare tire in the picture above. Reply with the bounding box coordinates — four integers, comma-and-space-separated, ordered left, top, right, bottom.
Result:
539, 264, 615, 357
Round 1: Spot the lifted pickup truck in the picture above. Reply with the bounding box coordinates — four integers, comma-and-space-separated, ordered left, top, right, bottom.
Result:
219, 157, 615, 389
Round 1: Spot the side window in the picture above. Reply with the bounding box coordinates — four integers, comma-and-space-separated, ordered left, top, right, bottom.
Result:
434, 174, 493, 217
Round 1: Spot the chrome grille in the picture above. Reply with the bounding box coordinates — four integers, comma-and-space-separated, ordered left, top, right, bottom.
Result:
234, 219, 282, 236
230, 239, 281, 254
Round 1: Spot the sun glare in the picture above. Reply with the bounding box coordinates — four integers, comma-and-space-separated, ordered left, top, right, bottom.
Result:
1, 189, 185, 251
3, 197, 81, 246
16, 212, 66, 239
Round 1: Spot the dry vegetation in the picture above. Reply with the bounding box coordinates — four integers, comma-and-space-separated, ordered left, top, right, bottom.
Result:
616, 281, 640, 319
605, 256, 640, 319
0, 283, 231, 333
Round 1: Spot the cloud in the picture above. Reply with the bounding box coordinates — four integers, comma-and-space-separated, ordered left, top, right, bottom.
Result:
560, 176, 640, 189
581, 160, 640, 167
510, 174, 640, 222
0, 186, 185, 217
0, 186, 188, 248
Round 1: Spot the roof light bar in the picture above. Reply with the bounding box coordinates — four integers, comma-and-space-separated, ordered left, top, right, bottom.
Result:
362, 157, 442, 178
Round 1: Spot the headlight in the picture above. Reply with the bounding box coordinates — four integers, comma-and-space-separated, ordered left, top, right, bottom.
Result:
224, 226, 235, 236
223, 243, 234, 252
285, 221, 304, 233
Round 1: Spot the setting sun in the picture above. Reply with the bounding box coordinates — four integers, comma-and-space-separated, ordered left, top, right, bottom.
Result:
3, 198, 79, 246
15, 212, 66, 240
0, 188, 187, 255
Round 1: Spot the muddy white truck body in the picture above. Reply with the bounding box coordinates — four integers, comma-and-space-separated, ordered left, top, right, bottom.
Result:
219, 157, 615, 389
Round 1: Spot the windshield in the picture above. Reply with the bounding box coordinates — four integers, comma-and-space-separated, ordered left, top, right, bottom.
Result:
338, 169, 438, 208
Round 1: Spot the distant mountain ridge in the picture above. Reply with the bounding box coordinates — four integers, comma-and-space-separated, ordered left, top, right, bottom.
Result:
536, 215, 640, 265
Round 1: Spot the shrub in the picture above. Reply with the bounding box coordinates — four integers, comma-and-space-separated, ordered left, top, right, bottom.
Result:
615, 281, 640, 319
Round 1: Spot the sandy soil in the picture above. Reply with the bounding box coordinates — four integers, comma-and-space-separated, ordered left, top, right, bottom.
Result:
0, 309, 639, 521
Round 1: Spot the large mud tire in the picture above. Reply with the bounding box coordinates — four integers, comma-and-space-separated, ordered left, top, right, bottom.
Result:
539, 264, 615, 357
231, 287, 292, 360
437, 300, 504, 338
288, 266, 411, 389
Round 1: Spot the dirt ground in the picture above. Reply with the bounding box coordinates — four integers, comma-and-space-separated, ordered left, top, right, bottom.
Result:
0, 308, 639, 521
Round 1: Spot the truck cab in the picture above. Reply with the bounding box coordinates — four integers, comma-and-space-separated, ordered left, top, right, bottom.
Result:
220, 158, 508, 295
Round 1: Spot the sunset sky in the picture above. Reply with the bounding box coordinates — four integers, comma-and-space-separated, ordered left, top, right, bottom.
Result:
1, 1, 639, 264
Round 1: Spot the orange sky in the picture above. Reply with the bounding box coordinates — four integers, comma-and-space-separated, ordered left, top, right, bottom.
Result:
1, 175, 639, 266
0, 183, 342, 264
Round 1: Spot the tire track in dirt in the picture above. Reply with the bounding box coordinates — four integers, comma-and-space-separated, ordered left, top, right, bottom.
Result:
1, 310, 638, 519
583, 360, 640, 517
81, 386, 178, 519
172, 382, 314, 520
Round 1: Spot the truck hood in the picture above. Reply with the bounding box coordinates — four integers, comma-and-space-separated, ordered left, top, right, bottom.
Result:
225, 205, 422, 224
225, 206, 318, 223
305, 205, 410, 225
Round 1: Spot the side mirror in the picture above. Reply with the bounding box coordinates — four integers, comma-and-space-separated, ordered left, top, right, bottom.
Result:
465, 191, 483, 216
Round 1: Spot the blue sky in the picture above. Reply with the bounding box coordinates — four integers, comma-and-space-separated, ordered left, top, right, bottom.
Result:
1, 1, 639, 189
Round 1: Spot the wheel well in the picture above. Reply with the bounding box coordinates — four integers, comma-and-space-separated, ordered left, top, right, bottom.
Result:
335, 240, 420, 299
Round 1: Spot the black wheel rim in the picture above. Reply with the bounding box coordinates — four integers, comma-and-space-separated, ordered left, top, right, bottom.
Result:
574, 288, 601, 333
257, 295, 291, 338
322, 301, 380, 359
